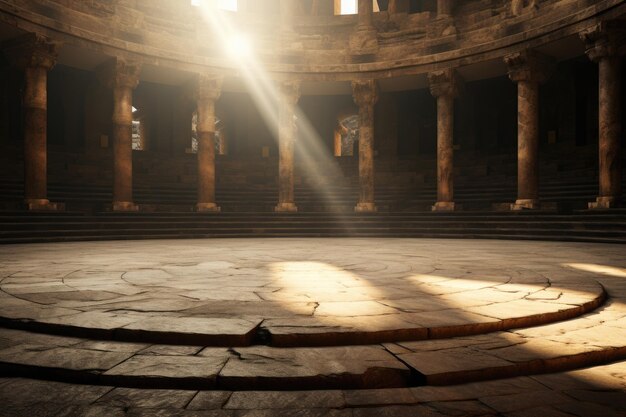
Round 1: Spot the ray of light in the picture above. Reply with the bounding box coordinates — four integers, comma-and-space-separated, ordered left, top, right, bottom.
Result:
195, 3, 358, 228
565, 263, 626, 278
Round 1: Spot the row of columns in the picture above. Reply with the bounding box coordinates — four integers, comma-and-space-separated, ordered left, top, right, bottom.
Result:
3, 33, 226, 212
427, 22, 623, 211
4, 22, 623, 213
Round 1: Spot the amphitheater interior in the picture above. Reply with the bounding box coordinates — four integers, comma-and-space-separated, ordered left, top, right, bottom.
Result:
0, 0, 626, 416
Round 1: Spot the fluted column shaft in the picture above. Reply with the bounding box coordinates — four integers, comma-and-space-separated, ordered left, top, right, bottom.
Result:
505, 50, 552, 210
4, 34, 59, 210
352, 80, 378, 213
581, 23, 624, 209
275, 80, 301, 212
429, 69, 459, 211
196, 75, 223, 212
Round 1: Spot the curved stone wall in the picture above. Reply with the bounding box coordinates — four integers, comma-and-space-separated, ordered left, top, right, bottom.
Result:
0, 0, 624, 80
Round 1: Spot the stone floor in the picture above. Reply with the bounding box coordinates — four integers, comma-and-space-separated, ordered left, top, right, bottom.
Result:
0, 238, 612, 345
0, 238, 625, 413
1, 360, 626, 416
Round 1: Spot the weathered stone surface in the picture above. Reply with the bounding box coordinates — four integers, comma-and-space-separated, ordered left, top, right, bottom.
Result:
0, 378, 112, 407
0, 345, 132, 371
224, 390, 345, 410
187, 391, 232, 410
220, 345, 409, 390
120, 316, 261, 345
0, 239, 608, 347
103, 353, 230, 386
344, 388, 416, 406
96, 387, 196, 409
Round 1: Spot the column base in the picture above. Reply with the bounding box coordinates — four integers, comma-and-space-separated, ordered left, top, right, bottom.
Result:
24, 199, 65, 211
509, 199, 540, 211
431, 202, 456, 212
112, 201, 139, 212
275, 203, 298, 213
354, 202, 377, 213
588, 196, 621, 209
349, 28, 378, 55
196, 203, 221, 213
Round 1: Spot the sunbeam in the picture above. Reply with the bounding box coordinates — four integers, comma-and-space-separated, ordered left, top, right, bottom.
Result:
195, 2, 358, 227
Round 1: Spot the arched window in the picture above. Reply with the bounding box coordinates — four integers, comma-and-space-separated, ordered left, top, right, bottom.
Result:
334, 0, 380, 15
334, 113, 359, 156
132, 106, 145, 151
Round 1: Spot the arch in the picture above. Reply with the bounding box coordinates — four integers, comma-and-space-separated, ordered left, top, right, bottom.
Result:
334, 109, 359, 157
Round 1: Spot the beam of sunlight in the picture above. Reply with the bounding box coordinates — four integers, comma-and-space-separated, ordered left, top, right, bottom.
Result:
195, 3, 358, 228
565, 263, 626, 279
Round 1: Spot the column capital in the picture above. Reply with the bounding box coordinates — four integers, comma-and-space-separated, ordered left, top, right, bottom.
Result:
3, 33, 58, 71
580, 21, 626, 62
504, 50, 554, 84
428, 68, 461, 98
352, 79, 379, 108
197, 74, 223, 102
279, 79, 302, 105
98, 58, 142, 90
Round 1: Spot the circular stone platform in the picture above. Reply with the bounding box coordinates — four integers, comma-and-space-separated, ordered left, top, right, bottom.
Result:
0, 238, 614, 347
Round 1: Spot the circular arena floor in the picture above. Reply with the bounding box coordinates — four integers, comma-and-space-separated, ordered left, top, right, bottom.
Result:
0, 238, 615, 345
0, 238, 625, 392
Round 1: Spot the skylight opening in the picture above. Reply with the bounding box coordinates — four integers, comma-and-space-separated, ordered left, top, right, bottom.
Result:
191, 0, 237, 12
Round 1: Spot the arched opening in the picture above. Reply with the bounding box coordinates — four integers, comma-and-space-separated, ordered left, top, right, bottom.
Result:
334, 112, 359, 157
131, 106, 146, 151
191, 0, 238, 11
334, 0, 380, 15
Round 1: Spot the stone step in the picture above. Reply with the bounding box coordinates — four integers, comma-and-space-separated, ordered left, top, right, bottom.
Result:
2, 360, 626, 416
0, 296, 623, 391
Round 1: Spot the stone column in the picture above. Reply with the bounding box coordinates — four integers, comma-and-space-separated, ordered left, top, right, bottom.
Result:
432, 0, 456, 37
275, 80, 301, 212
196, 75, 223, 212
388, 0, 409, 14
99, 59, 141, 212
352, 79, 379, 213
350, 0, 378, 54
429, 69, 460, 212
580, 22, 624, 209
4, 34, 62, 211
505, 50, 553, 210
437, 0, 453, 16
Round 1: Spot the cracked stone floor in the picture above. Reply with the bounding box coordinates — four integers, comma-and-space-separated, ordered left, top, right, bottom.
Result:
0, 238, 625, 414
0, 238, 612, 342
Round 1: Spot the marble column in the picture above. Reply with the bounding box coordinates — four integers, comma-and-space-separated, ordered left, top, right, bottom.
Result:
275, 80, 301, 212
4, 34, 62, 211
196, 75, 223, 212
352, 79, 379, 213
350, 0, 378, 54
505, 50, 552, 210
580, 23, 624, 209
99, 59, 141, 212
429, 69, 460, 212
